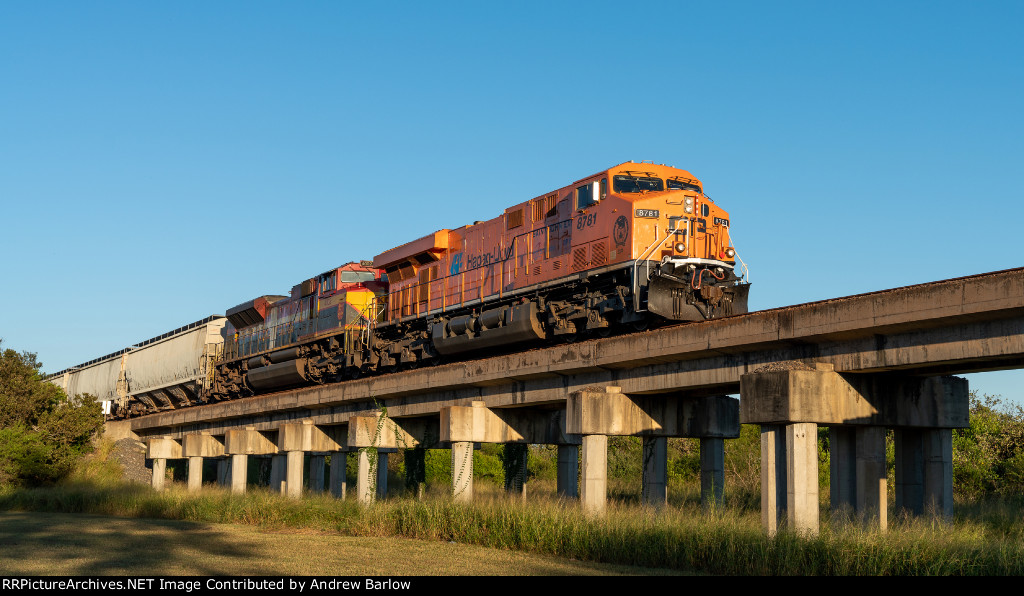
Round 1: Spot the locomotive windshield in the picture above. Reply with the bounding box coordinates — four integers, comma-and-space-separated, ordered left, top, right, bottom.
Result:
613, 175, 664, 193
341, 271, 377, 283
667, 178, 702, 192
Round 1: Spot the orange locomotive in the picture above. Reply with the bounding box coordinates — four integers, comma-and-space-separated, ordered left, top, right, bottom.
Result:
364, 161, 749, 369
204, 161, 748, 403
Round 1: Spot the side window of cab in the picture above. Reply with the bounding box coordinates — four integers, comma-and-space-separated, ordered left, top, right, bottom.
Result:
575, 178, 607, 210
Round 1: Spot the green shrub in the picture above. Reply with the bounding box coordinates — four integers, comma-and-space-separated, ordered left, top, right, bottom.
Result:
0, 341, 104, 487
954, 393, 1024, 498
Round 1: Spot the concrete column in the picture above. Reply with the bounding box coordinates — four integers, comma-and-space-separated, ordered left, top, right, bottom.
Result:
700, 437, 725, 508
451, 441, 474, 502
829, 427, 856, 518
256, 457, 272, 486
557, 445, 579, 499
923, 428, 954, 520
855, 426, 887, 530
187, 457, 203, 493
641, 436, 667, 508
151, 458, 166, 491
217, 458, 231, 486
230, 454, 248, 494
356, 450, 374, 503
787, 423, 819, 536
376, 452, 389, 499
896, 427, 953, 520
309, 455, 326, 493
581, 434, 607, 515
894, 428, 924, 515
761, 424, 819, 536
329, 453, 348, 499
504, 444, 528, 499
270, 454, 287, 494
285, 451, 303, 499
404, 448, 426, 499
761, 425, 786, 536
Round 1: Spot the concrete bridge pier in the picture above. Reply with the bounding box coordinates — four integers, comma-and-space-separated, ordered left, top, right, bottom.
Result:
223, 428, 277, 495
404, 448, 426, 499
230, 454, 248, 494
451, 442, 474, 502
270, 454, 286, 493
277, 420, 347, 499
440, 401, 580, 504
152, 458, 167, 490
740, 364, 969, 536
182, 432, 224, 493
759, 422, 819, 536
216, 458, 231, 487
187, 457, 203, 491
504, 443, 529, 498
348, 413, 427, 503
285, 451, 303, 498
329, 452, 349, 499
377, 450, 392, 499
829, 426, 887, 527
700, 437, 726, 507
352, 448, 394, 502
557, 445, 580, 499
580, 434, 608, 514
894, 428, 955, 519
641, 437, 667, 508
567, 387, 740, 514
146, 437, 182, 491
309, 455, 326, 493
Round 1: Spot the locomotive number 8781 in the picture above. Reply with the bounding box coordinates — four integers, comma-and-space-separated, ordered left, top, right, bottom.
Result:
209, 161, 750, 402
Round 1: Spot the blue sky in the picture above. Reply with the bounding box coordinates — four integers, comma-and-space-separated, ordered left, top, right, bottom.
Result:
1, 1, 1021, 404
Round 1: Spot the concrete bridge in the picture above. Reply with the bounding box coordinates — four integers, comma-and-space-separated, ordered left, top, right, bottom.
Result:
119, 267, 1023, 535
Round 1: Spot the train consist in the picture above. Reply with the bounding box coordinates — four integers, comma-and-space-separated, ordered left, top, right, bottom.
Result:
53, 162, 750, 419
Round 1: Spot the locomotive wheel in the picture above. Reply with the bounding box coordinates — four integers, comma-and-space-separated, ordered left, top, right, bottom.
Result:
631, 319, 650, 332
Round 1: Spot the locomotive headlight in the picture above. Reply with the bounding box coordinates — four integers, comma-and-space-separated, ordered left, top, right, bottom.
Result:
675, 242, 687, 252
725, 248, 735, 258
684, 205, 693, 214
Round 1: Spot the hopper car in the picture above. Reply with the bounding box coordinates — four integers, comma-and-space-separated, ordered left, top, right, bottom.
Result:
59, 161, 750, 419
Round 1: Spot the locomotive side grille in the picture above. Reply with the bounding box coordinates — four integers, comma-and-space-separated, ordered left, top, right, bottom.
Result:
418, 269, 430, 303
532, 199, 545, 222
572, 247, 588, 271
553, 260, 562, 270
545, 193, 558, 217
507, 209, 524, 230
591, 241, 607, 266
533, 265, 542, 276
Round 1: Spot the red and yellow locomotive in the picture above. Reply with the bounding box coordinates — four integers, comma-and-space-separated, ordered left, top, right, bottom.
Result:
207, 161, 749, 401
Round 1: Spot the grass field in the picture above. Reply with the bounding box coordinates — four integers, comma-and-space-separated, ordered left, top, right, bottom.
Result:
3, 479, 1024, 575
0, 510, 687, 576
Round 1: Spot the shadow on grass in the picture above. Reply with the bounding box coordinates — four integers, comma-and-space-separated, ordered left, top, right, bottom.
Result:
0, 511, 260, 576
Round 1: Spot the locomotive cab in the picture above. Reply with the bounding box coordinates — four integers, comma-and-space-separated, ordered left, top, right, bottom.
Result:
607, 166, 750, 321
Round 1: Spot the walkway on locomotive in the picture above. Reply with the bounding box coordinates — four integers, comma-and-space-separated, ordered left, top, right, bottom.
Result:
373, 162, 742, 325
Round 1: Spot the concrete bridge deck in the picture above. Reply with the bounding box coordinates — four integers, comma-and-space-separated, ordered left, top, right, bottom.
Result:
124, 266, 1024, 535
129, 266, 1022, 436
